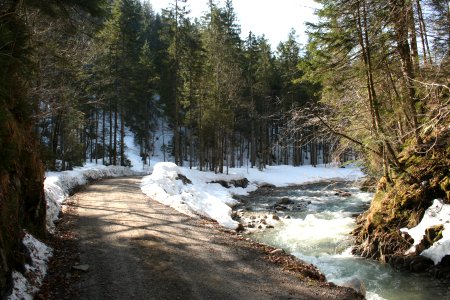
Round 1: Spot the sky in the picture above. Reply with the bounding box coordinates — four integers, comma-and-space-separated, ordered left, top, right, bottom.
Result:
148, 0, 320, 49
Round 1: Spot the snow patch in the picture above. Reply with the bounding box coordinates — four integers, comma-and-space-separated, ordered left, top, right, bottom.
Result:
400, 199, 450, 264
141, 162, 239, 229
7, 233, 53, 300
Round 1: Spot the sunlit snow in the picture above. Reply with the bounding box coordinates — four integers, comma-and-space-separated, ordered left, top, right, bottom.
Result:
141, 162, 365, 230
7, 233, 52, 300
401, 199, 450, 264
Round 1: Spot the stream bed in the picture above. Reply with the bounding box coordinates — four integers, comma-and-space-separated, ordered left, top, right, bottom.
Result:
238, 181, 449, 300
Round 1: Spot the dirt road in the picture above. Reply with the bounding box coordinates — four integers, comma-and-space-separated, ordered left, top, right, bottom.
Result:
49, 177, 362, 299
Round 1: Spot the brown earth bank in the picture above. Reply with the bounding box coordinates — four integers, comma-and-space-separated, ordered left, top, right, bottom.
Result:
37, 176, 363, 300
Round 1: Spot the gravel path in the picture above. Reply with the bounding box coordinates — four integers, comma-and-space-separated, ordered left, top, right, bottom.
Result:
45, 176, 362, 300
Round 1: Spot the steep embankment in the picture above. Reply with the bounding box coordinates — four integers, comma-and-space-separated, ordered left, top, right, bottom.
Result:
352, 125, 450, 278
0, 33, 46, 300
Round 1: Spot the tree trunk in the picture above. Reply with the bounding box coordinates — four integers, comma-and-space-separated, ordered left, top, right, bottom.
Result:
113, 102, 118, 165
109, 102, 113, 165
120, 110, 125, 166
393, 0, 422, 145
102, 108, 106, 165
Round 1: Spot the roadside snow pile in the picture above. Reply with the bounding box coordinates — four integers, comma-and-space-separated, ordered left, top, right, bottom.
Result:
141, 162, 240, 229
8, 233, 53, 300
401, 199, 450, 264
141, 162, 365, 230
45, 164, 138, 232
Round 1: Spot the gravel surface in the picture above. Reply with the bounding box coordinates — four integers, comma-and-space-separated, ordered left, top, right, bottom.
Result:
39, 176, 363, 300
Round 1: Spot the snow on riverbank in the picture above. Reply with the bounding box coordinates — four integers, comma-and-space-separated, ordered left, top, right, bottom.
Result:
141, 163, 365, 230
401, 199, 450, 264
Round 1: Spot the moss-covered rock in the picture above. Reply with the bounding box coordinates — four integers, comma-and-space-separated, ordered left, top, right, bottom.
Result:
352, 125, 450, 273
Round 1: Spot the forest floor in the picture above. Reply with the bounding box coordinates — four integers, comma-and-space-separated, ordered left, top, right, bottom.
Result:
37, 176, 362, 300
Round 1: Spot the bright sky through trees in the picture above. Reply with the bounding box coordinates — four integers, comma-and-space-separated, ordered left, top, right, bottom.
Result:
149, 0, 320, 47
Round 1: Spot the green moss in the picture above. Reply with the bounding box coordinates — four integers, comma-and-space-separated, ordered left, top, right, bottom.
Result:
353, 106, 449, 262
439, 176, 450, 202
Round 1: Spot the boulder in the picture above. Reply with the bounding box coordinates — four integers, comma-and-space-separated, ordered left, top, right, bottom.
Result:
277, 197, 295, 205
259, 183, 276, 189
210, 180, 229, 188
235, 223, 245, 232
341, 277, 366, 296
334, 189, 352, 197
390, 255, 434, 272
72, 264, 90, 272
176, 174, 192, 185
230, 178, 249, 188
269, 248, 285, 255
409, 256, 434, 272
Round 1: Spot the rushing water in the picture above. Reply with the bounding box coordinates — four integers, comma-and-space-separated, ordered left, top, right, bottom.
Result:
242, 181, 449, 300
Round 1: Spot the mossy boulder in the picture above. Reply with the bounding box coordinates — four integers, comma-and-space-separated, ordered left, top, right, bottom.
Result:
352, 125, 449, 271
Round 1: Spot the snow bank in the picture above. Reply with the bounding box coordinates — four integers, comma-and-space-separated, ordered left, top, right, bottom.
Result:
45, 164, 138, 232
141, 162, 239, 229
141, 163, 365, 230
10, 126, 147, 299
401, 199, 450, 264
229, 164, 364, 188
8, 233, 53, 300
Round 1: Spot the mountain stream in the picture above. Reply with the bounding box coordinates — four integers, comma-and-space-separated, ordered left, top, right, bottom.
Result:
239, 181, 448, 300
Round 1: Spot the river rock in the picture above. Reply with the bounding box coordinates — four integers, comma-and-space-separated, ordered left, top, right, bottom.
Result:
269, 248, 284, 255
274, 205, 287, 211
176, 174, 192, 185
272, 214, 280, 220
230, 178, 249, 188
429, 255, 450, 280
389, 255, 434, 272
277, 197, 295, 205
341, 277, 366, 296
235, 223, 245, 232
259, 183, 276, 189
335, 189, 352, 197
72, 264, 90, 272
409, 256, 434, 272
415, 224, 444, 253
210, 180, 229, 188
